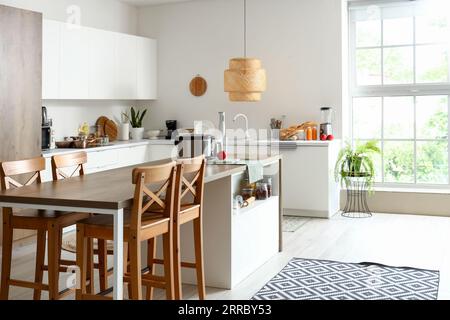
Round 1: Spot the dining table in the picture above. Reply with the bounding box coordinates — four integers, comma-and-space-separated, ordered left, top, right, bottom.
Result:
0, 158, 251, 300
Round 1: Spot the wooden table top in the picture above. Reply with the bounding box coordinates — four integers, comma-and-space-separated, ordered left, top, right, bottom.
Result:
0, 159, 249, 210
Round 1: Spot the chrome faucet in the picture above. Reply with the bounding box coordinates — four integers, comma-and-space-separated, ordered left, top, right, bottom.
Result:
233, 113, 250, 140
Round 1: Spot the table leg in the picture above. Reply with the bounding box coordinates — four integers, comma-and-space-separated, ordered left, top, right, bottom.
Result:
113, 209, 124, 300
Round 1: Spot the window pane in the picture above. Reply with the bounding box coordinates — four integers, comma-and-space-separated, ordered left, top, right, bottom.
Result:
383, 18, 413, 46
416, 45, 449, 83
384, 97, 414, 139
356, 20, 381, 47
383, 47, 414, 84
417, 141, 448, 184
356, 48, 381, 85
353, 97, 382, 139
384, 141, 414, 183
416, 96, 448, 140
416, 15, 450, 44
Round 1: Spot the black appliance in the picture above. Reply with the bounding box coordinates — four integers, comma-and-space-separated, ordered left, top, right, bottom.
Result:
41, 106, 53, 150
166, 120, 177, 140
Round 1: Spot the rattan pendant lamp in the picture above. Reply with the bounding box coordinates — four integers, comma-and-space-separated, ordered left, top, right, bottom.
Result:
224, 0, 266, 102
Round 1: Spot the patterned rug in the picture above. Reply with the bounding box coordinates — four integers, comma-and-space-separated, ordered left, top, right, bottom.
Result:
253, 258, 440, 300
282, 216, 310, 233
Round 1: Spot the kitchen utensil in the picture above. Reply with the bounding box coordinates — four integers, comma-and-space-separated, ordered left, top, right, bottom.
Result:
320, 107, 334, 136
175, 134, 215, 159
104, 119, 118, 141
190, 75, 208, 97
145, 130, 161, 139
55, 141, 73, 149
96, 116, 109, 136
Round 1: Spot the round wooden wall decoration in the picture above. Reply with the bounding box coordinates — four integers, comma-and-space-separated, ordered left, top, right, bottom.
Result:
190, 75, 208, 97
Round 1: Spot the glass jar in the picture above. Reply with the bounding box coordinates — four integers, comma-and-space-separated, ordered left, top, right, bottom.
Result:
255, 182, 269, 200
241, 188, 254, 201
265, 178, 273, 198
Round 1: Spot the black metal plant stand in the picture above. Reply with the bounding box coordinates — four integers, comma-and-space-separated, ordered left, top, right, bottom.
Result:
342, 176, 372, 218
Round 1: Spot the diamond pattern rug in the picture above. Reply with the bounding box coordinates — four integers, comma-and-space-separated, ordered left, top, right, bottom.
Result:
253, 258, 439, 300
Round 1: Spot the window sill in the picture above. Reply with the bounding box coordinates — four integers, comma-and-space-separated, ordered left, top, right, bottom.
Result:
373, 186, 450, 195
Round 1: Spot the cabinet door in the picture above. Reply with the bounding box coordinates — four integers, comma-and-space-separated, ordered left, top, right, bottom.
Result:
60, 24, 89, 99
88, 28, 116, 99
115, 34, 137, 99
137, 37, 157, 100
42, 20, 60, 99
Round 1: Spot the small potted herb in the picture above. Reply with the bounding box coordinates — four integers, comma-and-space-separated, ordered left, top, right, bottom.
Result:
124, 107, 147, 140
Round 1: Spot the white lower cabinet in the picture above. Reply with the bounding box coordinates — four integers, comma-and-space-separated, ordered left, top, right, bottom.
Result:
42, 143, 176, 180
281, 142, 340, 218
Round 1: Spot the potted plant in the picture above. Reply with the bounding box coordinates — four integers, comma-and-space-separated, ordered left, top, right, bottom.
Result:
335, 140, 381, 191
125, 107, 147, 140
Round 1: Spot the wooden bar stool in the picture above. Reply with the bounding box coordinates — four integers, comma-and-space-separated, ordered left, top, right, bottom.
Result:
76, 161, 177, 300
51, 151, 111, 293
146, 156, 206, 300
0, 157, 90, 300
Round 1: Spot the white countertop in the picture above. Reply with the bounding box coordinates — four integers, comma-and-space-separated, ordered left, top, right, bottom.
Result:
42, 139, 176, 157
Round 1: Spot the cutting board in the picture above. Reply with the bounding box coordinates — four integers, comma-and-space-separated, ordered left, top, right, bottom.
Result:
104, 119, 118, 141
190, 76, 207, 97
95, 116, 109, 137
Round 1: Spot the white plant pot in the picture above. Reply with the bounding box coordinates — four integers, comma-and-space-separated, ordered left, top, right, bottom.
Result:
130, 127, 145, 140
119, 123, 130, 141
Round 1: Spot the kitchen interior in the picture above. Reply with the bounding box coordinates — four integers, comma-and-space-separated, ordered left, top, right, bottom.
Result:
1, 0, 450, 302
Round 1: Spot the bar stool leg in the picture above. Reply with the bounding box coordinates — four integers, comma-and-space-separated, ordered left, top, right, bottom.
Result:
163, 231, 174, 300
33, 229, 46, 300
47, 222, 60, 300
97, 239, 108, 292
0, 209, 13, 300
193, 218, 205, 300
146, 238, 156, 300
86, 238, 94, 294
129, 234, 142, 300
173, 222, 182, 300
76, 225, 88, 300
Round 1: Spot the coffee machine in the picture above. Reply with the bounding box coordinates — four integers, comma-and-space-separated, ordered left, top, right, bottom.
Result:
166, 120, 177, 139
41, 106, 54, 150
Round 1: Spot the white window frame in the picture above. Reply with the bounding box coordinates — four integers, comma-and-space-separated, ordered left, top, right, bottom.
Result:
348, 0, 450, 189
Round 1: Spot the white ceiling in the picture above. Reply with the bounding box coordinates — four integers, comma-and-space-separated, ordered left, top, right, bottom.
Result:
120, 0, 196, 7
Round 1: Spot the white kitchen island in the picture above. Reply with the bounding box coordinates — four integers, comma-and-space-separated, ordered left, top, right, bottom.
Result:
177, 155, 283, 290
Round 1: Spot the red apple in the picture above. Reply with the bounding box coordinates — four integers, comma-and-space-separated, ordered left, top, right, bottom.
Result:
218, 151, 228, 160
320, 134, 328, 141
327, 134, 334, 141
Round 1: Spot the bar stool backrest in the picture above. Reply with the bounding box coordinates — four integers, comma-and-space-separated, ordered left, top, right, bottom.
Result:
51, 152, 87, 181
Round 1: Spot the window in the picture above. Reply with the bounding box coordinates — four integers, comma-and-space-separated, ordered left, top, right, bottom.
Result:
349, 0, 450, 187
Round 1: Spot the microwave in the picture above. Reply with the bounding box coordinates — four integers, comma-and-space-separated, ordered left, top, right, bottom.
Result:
42, 126, 51, 150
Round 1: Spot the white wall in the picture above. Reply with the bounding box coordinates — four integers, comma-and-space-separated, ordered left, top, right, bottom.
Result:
138, 0, 345, 136
0, 0, 140, 140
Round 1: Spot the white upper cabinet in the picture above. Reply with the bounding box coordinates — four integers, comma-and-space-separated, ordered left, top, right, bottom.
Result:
88, 28, 116, 99
60, 24, 90, 99
42, 20, 157, 100
42, 20, 60, 99
137, 37, 157, 100
115, 34, 138, 100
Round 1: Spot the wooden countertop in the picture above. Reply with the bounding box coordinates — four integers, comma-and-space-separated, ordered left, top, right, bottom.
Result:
0, 156, 281, 210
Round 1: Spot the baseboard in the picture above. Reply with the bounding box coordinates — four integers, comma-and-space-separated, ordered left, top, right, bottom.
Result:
284, 208, 335, 219
340, 190, 450, 217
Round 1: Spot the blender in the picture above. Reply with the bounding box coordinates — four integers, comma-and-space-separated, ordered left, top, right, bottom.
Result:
320, 107, 334, 137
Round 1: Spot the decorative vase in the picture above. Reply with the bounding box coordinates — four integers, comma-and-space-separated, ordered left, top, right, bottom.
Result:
130, 127, 145, 140
119, 123, 130, 141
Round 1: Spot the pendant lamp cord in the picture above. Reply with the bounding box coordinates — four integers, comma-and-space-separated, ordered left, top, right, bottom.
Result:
244, 0, 247, 57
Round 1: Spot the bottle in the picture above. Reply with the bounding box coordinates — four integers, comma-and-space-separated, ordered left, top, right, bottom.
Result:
306, 127, 313, 141
312, 127, 318, 141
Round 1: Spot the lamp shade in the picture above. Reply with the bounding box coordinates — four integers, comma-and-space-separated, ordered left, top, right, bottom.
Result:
224, 58, 266, 102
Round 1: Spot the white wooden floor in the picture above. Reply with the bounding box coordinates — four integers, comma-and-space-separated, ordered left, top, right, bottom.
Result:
2, 212, 450, 300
